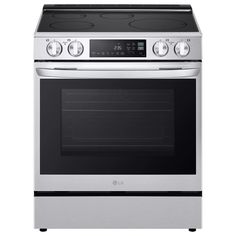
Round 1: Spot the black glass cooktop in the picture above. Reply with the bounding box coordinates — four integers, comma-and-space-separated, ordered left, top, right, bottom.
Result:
37, 5, 198, 32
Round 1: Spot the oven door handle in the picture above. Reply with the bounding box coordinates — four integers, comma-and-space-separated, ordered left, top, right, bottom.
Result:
36, 68, 200, 79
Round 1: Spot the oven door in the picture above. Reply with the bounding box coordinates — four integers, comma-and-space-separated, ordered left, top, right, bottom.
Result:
34, 62, 201, 191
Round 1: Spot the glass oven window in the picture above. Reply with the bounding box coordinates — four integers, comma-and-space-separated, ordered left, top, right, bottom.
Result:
61, 89, 174, 154
40, 79, 196, 174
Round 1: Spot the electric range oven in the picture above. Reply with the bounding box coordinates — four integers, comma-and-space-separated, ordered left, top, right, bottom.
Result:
34, 4, 202, 231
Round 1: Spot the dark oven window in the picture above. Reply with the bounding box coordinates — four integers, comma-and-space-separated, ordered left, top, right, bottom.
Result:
40, 79, 196, 174
62, 89, 174, 154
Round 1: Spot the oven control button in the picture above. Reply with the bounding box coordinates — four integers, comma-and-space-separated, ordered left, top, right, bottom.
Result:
174, 41, 190, 57
153, 41, 169, 57
68, 41, 84, 57
46, 41, 62, 57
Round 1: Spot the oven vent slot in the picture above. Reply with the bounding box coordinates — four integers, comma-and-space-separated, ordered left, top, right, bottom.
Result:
158, 67, 183, 70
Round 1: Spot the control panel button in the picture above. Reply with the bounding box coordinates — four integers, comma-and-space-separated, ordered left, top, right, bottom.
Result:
68, 40, 84, 57
153, 41, 169, 57
46, 41, 62, 57
174, 41, 190, 57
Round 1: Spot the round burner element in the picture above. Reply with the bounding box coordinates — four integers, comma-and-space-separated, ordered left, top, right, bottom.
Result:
49, 21, 94, 31
129, 18, 187, 31
100, 13, 134, 20
52, 13, 87, 19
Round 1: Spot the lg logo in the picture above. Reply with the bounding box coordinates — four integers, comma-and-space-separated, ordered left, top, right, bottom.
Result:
112, 180, 124, 186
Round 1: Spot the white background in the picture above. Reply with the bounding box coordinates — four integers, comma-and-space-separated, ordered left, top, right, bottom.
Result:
0, 0, 235, 235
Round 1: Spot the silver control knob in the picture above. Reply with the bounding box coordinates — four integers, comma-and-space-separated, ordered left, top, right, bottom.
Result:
68, 40, 84, 57
46, 41, 62, 57
153, 41, 169, 57
174, 41, 190, 57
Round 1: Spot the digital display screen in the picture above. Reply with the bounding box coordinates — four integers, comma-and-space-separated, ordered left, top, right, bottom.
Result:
90, 40, 146, 57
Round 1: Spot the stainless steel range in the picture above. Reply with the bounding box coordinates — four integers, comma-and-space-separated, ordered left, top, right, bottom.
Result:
34, 4, 202, 232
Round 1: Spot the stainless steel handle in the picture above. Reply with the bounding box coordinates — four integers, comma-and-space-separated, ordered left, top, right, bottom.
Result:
36, 67, 200, 79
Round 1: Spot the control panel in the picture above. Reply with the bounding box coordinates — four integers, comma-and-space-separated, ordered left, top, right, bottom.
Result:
35, 37, 200, 60
90, 40, 146, 57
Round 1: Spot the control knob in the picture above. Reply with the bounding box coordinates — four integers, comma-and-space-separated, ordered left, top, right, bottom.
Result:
153, 41, 169, 57
68, 40, 84, 57
46, 40, 62, 57
174, 41, 190, 57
